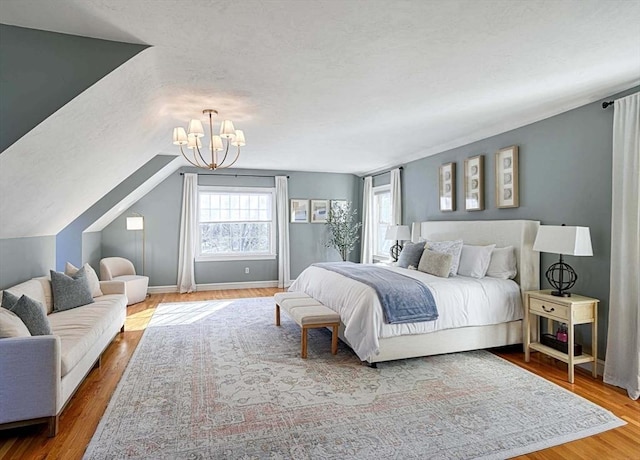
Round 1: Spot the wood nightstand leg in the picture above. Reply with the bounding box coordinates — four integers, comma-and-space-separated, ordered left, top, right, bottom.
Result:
568, 320, 575, 384
524, 309, 531, 362
592, 305, 598, 378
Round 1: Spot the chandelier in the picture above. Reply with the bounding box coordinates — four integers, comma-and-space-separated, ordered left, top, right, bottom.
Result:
172, 109, 245, 170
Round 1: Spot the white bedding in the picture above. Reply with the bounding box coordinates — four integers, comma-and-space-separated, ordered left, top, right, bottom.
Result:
289, 264, 523, 361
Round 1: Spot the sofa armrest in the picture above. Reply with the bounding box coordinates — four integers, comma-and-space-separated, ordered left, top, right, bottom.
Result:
0, 335, 61, 424
99, 280, 126, 295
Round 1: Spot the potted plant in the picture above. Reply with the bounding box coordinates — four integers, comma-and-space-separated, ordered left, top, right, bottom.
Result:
325, 201, 362, 261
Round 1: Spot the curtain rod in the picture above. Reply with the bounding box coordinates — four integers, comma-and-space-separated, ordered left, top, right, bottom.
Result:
363, 166, 404, 180
602, 101, 615, 109
179, 172, 289, 178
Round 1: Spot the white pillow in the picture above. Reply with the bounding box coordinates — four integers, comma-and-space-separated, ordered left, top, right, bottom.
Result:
458, 244, 496, 278
486, 246, 517, 279
0, 307, 31, 338
65, 262, 103, 298
425, 240, 463, 277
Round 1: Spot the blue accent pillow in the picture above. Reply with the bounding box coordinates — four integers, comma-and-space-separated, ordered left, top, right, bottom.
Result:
6, 294, 52, 336
50, 267, 95, 312
397, 242, 426, 269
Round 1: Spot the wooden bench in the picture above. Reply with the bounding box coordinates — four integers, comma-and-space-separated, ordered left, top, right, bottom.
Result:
274, 292, 340, 359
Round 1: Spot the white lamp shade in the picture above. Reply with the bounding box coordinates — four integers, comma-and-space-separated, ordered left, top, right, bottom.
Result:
385, 225, 411, 241
220, 120, 236, 138
209, 135, 224, 151
533, 225, 593, 256
172, 127, 188, 145
126, 216, 144, 230
187, 134, 202, 150
187, 119, 205, 137
231, 129, 246, 146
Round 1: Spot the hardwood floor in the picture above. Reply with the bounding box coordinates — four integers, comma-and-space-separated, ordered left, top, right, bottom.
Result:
1, 288, 638, 459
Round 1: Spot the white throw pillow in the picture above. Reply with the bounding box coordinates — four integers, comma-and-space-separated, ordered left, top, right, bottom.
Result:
0, 307, 31, 338
425, 240, 463, 277
65, 262, 103, 298
457, 244, 496, 278
486, 246, 518, 279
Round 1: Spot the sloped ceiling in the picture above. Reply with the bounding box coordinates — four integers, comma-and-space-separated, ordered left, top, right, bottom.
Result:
1, 0, 639, 239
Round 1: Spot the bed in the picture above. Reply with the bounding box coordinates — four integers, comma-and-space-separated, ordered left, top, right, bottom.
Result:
289, 219, 540, 365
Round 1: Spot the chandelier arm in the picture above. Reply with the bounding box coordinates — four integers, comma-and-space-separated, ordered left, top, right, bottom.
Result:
179, 145, 204, 169
194, 144, 209, 168
216, 147, 241, 169
218, 138, 231, 167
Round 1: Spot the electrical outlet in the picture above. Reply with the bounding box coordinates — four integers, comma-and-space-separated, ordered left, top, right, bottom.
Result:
245, 267, 250, 274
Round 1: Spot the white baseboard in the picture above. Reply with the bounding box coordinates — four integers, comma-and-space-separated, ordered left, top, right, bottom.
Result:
148, 280, 285, 294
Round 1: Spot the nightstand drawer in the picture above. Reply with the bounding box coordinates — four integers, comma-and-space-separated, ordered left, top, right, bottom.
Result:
529, 297, 569, 320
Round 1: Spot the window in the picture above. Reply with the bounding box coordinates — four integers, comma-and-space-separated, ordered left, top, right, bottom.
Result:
373, 185, 391, 259
197, 186, 276, 261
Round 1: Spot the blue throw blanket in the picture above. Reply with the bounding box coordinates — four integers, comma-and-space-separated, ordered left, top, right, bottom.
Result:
313, 262, 438, 324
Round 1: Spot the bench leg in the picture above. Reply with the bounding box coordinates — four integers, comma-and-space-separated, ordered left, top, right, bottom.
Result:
301, 327, 308, 359
331, 324, 338, 355
275, 304, 281, 326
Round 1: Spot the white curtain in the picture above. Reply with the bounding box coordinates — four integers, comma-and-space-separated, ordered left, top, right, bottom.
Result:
361, 176, 374, 264
604, 92, 640, 400
276, 176, 290, 288
177, 173, 197, 293
390, 168, 402, 226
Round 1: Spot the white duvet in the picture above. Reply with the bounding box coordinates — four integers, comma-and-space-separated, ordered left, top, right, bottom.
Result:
289, 264, 523, 361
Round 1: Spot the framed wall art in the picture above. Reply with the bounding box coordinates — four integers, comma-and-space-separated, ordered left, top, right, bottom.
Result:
495, 145, 519, 208
464, 155, 484, 211
310, 199, 329, 223
439, 162, 456, 212
290, 199, 309, 223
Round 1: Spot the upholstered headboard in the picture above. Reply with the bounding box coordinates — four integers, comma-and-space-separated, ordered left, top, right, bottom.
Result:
411, 220, 540, 293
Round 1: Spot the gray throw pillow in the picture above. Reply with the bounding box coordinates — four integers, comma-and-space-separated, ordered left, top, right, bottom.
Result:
8, 294, 52, 335
50, 267, 95, 312
1, 290, 20, 309
418, 249, 454, 278
397, 242, 426, 269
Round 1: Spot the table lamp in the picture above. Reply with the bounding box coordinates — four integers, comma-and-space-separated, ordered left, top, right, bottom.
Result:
532, 224, 593, 297
385, 225, 411, 262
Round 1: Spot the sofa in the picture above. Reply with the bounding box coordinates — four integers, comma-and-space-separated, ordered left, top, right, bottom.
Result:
0, 276, 127, 436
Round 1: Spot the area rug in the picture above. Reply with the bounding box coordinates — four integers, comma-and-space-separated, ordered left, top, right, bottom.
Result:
85, 297, 624, 459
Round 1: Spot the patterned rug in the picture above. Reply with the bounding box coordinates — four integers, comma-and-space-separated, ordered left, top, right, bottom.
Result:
85, 297, 624, 459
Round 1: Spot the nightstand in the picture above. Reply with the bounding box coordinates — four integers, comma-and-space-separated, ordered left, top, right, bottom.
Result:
524, 290, 598, 383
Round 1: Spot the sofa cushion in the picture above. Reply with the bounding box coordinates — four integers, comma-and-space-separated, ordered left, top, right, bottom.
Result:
65, 262, 103, 298
0, 307, 31, 338
8, 294, 52, 336
51, 268, 95, 312
48, 294, 126, 376
0, 279, 49, 314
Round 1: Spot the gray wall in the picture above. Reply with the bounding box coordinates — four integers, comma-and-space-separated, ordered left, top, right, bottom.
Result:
0, 236, 56, 289
82, 232, 102, 273
397, 86, 639, 357
55, 155, 176, 271
0, 24, 146, 152
101, 167, 361, 287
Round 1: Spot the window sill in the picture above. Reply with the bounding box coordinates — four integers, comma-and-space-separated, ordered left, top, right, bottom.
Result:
195, 254, 277, 263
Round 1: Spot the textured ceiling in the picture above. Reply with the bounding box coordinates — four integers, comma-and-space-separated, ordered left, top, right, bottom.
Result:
1, 0, 639, 238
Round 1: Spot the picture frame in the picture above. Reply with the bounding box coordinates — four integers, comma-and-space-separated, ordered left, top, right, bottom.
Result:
495, 145, 519, 208
438, 162, 456, 212
290, 199, 309, 223
310, 199, 330, 223
330, 199, 348, 212
464, 155, 484, 211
